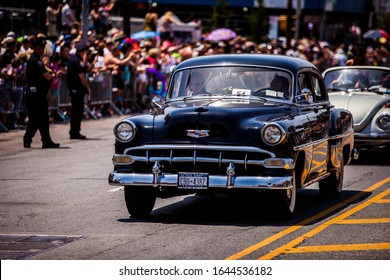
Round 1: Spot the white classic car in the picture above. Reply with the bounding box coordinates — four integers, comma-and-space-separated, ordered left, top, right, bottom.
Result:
323, 66, 390, 151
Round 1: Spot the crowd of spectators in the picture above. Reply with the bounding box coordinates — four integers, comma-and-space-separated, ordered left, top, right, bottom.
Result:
1, 0, 390, 131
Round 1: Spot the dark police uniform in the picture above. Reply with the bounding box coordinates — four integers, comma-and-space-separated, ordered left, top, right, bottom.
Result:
23, 37, 59, 148
66, 44, 88, 139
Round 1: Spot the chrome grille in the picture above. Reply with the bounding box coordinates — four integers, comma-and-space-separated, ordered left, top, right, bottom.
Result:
124, 145, 275, 175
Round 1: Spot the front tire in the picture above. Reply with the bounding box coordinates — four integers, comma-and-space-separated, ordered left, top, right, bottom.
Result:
124, 186, 156, 218
319, 156, 344, 197
269, 173, 296, 219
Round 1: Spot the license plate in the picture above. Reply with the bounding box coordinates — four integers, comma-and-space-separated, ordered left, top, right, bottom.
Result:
178, 172, 208, 189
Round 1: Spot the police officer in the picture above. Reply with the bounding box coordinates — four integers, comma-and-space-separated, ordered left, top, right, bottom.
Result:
66, 41, 91, 139
23, 36, 60, 149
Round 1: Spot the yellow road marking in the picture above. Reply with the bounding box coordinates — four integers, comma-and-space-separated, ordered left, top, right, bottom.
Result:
336, 218, 390, 224
376, 199, 390, 203
225, 226, 301, 260
259, 185, 390, 260
286, 243, 390, 254
226, 176, 390, 260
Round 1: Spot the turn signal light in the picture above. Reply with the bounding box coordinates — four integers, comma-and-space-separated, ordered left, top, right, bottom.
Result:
112, 155, 134, 165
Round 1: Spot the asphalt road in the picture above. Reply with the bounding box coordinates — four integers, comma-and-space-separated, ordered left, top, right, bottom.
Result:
0, 115, 389, 260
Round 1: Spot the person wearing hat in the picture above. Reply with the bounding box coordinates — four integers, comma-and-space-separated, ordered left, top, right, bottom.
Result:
23, 36, 60, 148
0, 37, 17, 69
66, 41, 91, 139
19, 36, 31, 54
6, 31, 16, 39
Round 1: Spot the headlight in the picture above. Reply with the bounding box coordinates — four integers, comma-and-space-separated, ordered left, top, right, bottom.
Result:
377, 114, 390, 130
114, 121, 136, 142
261, 123, 286, 146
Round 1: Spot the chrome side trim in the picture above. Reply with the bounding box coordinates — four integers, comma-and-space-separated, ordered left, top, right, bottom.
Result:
109, 172, 293, 190
329, 131, 354, 140
301, 173, 331, 188
293, 131, 354, 151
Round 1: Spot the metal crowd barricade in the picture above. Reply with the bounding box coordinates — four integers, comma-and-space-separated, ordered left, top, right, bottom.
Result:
48, 73, 70, 121
0, 70, 122, 133
53, 71, 122, 121
0, 75, 26, 132
89, 71, 123, 115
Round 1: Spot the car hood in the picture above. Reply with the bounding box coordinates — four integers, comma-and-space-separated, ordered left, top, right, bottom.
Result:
328, 91, 390, 130
152, 98, 293, 146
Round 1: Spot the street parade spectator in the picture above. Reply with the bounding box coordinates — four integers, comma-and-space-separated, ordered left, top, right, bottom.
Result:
61, 0, 78, 35
46, 0, 63, 42
158, 11, 182, 41
90, 1, 102, 35
144, 4, 158, 32
99, 0, 116, 36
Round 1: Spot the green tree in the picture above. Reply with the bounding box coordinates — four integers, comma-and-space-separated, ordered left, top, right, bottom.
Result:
248, 0, 269, 43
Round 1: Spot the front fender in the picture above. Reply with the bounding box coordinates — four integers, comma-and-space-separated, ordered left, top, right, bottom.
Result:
329, 108, 354, 136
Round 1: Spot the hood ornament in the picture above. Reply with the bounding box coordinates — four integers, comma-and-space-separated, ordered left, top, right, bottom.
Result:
186, 130, 210, 138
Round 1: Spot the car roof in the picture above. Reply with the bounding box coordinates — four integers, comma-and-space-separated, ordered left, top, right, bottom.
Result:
174, 54, 316, 73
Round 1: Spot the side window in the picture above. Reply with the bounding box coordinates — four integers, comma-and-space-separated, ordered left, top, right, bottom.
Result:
168, 71, 187, 99
297, 72, 313, 102
298, 73, 308, 91
311, 73, 327, 102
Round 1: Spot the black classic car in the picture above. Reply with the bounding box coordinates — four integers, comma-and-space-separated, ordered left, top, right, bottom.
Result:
109, 54, 356, 219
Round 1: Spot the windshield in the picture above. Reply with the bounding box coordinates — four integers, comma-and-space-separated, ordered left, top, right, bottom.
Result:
166, 66, 293, 101
324, 68, 390, 92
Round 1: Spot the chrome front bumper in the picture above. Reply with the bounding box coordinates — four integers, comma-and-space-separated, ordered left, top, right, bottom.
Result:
109, 145, 295, 190
108, 172, 294, 190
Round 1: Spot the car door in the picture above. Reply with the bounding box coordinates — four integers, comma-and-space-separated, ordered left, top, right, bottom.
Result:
297, 70, 331, 182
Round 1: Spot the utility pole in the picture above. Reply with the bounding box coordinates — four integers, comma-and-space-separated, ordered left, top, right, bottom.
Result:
286, 0, 292, 49
123, 0, 131, 36
81, 0, 89, 44
294, 0, 301, 41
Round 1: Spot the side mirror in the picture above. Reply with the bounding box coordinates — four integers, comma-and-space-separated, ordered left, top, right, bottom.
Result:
295, 88, 313, 103
152, 97, 165, 110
